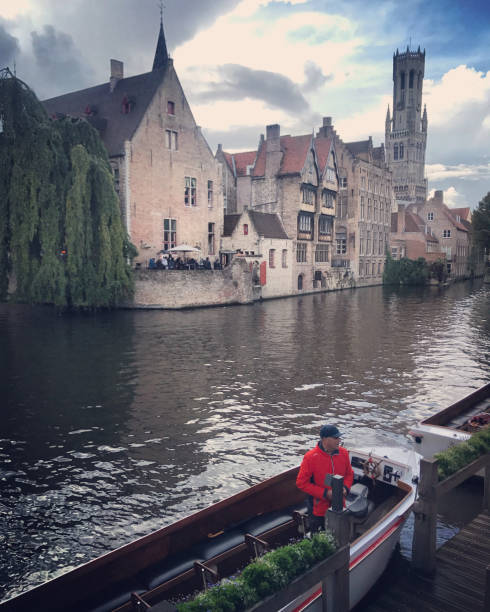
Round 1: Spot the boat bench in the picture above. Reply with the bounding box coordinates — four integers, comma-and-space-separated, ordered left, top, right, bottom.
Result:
143, 502, 307, 592
82, 502, 308, 611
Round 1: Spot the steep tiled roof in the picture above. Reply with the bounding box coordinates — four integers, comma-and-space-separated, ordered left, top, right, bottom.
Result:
450, 207, 471, 221
233, 151, 257, 176
442, 205, 467, 232
222, 152, 234, 173
314, 137, 333, 175
345, 140, 369, 157
279, 134, 312, 175
223, 214, 241, 237
252, 134, 313, 177
43, 67, 167, 156
405, 210, 425, 232
249, 211, 288, 239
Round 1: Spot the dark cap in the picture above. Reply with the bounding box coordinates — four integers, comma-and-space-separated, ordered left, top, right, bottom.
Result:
320, 424, 341, 439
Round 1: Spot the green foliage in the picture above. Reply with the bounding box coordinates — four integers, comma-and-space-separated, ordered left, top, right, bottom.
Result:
428, 259, 447, 282
0, 71, 135, 308
472, 192, 490, 251
383, 253, 429, 286
176, 531, 337, 612
434, 427, 490, 481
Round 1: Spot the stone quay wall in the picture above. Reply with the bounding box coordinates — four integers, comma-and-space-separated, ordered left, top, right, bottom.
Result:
125, 258, 253, 309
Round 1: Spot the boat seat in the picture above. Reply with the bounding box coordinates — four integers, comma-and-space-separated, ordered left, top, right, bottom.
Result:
143, 502, 308, 592
345, 483, 374, 519
145, 551, 205, 591
244, 509, 298, 536
84, 582, 147, 612
194, 527, 247, 559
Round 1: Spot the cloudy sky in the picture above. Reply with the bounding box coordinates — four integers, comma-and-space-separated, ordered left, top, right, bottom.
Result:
1, 0, 489, 209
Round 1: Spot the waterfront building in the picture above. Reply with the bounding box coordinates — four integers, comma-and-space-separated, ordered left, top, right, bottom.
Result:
222, 210, 290, 299
319, 118, 394, 286
219, 123, 355, 295
43, 18, 223, 268
390, 204, 444, 262
406, 191, 470, 278
385, 47, 428, 206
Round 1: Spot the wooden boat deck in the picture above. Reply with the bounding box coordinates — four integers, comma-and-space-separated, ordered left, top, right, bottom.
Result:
356, 511, 490, 612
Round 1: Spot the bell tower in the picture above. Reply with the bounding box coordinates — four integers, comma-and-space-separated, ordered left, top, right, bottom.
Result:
385, 46, 427, 204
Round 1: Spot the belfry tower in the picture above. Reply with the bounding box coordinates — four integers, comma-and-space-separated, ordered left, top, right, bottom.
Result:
385, 47, 428, 204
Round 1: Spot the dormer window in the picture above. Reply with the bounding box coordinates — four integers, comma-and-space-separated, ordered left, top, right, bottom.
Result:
243, 224, 248, 235
167, 101, 175, 115
427, 212, 434, 221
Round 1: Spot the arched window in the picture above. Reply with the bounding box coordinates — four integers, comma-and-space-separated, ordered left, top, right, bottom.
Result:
417, 72, 422, 89
409, 70, 414, 88
394, 143, 399, 160
297, 274, 303, 290
399, 143, 404, 159
400, 72, 405, 90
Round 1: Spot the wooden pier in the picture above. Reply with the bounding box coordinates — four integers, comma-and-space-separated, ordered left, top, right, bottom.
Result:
357, 510, 490, 612
357, 450, 490, 612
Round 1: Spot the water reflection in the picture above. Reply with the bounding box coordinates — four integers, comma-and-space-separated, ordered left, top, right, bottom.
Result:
0, 280, 489, 601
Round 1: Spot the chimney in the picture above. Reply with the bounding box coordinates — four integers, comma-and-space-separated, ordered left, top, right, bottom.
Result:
318, 116, 334, 138
110, 59, 124, 93
265, 124, 282, 178
434, 190, 444, 203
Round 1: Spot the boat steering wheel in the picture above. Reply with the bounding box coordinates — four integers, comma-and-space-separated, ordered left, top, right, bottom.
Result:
362, 456, 382, 481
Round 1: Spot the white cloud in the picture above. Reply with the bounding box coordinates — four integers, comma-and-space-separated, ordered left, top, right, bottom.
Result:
428, 187, 466, 208
0, 1, 32, 19
424, 65, 490, 127
426, 162, 490, 181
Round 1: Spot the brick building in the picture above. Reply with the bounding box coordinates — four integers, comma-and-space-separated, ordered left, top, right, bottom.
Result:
390, 205, 443, 262
43, 19, 223, 267
407, 191, 470, 278
320, 118, 394, 286
219, 123, 352, 295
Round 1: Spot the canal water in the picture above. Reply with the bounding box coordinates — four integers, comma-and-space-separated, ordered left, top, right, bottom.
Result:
1, 280, 489, 602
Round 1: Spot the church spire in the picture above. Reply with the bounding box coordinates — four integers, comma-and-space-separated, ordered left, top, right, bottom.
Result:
152, 4, 168, 71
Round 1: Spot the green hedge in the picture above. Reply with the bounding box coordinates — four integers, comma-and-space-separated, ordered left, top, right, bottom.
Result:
176, 530, 337, 612
434, 426, 490, 481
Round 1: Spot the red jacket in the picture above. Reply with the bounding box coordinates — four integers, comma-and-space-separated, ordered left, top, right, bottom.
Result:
296, 443, 354, 517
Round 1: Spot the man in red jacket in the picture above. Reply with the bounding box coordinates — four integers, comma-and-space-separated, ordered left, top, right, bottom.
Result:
296, 424, 354, 532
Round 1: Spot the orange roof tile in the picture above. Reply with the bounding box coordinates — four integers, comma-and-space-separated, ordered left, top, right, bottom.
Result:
314, 136, 333, 175
233, 151, 257, 177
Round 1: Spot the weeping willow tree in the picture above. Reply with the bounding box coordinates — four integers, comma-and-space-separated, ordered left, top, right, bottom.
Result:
0, 69, 135, 308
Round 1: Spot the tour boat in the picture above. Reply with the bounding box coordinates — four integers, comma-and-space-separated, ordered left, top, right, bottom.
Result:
1, 446, 419, 612
409, 383, 490, 458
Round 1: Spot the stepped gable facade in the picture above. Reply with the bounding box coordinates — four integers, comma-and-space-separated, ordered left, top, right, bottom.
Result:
220, 122, 345, 293
43, 18, 223, 267
319, 118, 394, 286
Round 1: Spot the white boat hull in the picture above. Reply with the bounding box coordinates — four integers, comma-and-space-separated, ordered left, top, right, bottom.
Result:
279, 446, 417, 611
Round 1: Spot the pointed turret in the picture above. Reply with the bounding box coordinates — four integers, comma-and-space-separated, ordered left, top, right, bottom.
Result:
152, 16, 168, 71
385, 105, 391, 134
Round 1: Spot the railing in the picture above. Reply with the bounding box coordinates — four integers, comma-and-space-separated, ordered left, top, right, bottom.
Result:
412, 453, 490, 574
